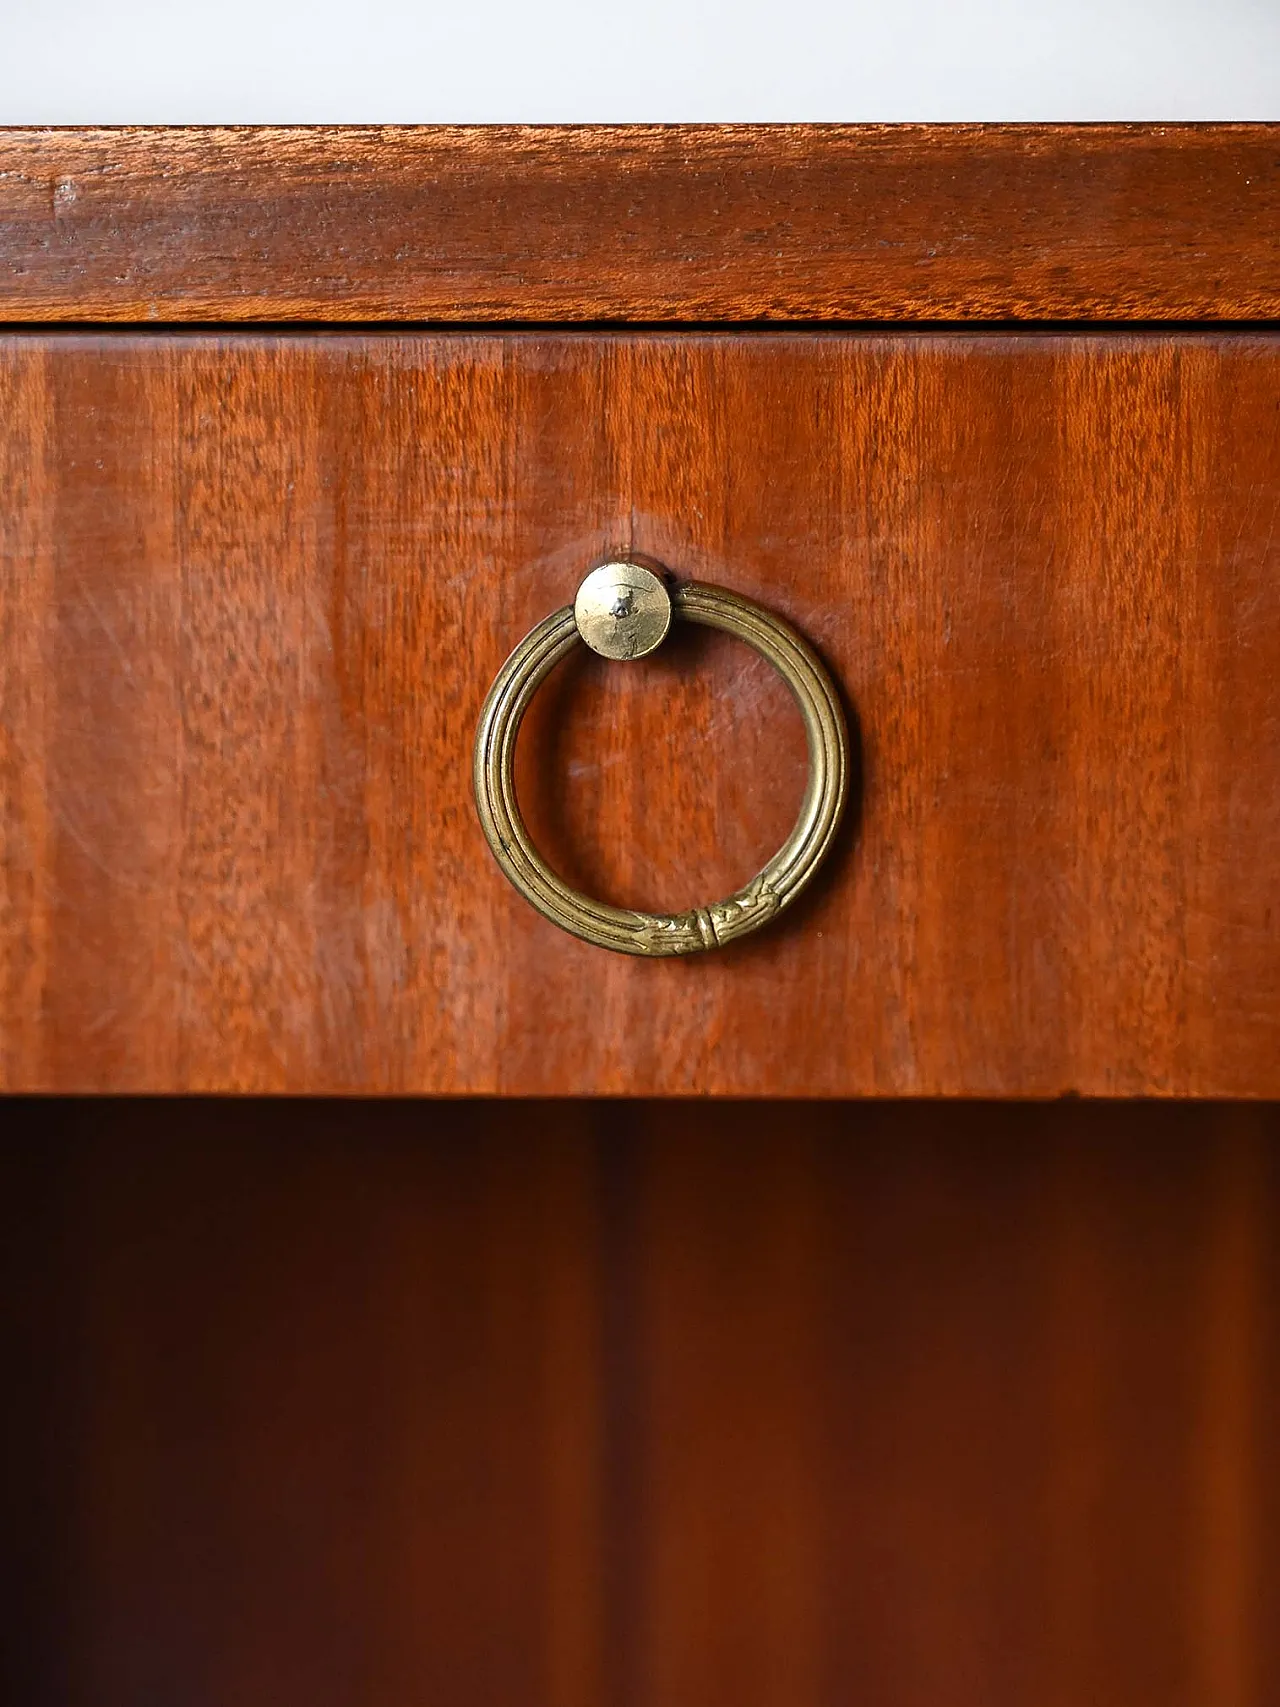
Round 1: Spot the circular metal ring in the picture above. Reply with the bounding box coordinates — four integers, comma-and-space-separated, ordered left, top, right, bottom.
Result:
473, 575, 849, 956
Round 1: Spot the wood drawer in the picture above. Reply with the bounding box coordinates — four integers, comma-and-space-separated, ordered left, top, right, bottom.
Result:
3, 327, 1277, 1095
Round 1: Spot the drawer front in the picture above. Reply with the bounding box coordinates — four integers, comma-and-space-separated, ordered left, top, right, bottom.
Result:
1, 331, 1278, 1095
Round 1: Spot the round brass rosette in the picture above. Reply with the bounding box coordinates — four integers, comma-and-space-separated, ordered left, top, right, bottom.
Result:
473, 563, 848, 957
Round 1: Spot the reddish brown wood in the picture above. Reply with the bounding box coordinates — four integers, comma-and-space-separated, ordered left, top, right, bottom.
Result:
1, 126, 1279, 323
4, 1100, 1280, 1707
2, 328, 1279, 1096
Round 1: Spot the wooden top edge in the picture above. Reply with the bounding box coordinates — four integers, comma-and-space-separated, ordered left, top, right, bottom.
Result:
2, 124, 1278, 323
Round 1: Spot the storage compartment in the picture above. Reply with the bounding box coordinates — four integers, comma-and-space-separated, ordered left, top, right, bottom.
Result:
5, 1101, 1279, 1706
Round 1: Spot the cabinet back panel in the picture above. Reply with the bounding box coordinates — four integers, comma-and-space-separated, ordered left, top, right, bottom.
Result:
4, 1101, 1279, 1707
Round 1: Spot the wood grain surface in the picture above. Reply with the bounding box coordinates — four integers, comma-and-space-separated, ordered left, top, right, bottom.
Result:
2, 329, 1279, 1095
1, 126, 1279, 322
5, 1099, 1280, 1707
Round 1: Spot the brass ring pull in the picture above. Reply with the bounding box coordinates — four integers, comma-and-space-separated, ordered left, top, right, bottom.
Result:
473, 562, 849, 956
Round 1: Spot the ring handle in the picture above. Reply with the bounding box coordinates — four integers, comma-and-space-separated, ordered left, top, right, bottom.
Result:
473, 562, 849, 956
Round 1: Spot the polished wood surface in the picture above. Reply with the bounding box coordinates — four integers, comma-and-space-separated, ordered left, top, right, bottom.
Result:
3, 330, 1279, 1095
4, 1100, 1279, 1707
2, 126, 1279, 322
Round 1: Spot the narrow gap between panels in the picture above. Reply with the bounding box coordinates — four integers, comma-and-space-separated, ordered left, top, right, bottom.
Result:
3, 318, 1280, 337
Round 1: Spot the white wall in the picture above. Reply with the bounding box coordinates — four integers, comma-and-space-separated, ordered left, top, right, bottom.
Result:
1, 0, 1278, 121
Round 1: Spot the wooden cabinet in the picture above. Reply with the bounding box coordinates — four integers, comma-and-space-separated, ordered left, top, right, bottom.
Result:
2, 127, 1279, 1706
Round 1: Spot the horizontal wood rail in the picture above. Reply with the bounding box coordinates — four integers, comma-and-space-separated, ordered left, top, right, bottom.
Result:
1, 125, 1278, 323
